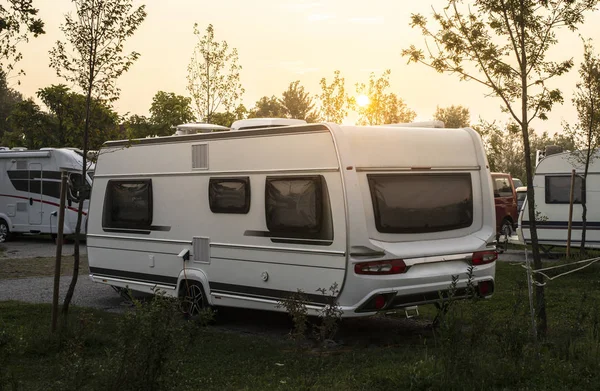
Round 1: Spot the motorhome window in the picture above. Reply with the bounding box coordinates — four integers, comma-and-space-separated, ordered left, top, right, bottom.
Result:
69, 173, 91, 200
209, 177, 250, 214
265, 176, 324, 236
545, 176, 584, 204
368, 174, 473, 234
493, 176, 513, 198
103, 180, 153, 229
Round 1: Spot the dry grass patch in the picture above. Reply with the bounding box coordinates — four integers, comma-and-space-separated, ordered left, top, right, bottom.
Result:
0, 255, 89, 279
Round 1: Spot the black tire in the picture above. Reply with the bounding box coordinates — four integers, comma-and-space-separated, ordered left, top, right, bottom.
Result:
179, 281, 208, 318
0, 219, 10, 243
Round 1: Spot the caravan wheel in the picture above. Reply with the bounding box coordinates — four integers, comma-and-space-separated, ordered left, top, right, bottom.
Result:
180, 281, 208, 318
0, 220, 10, 243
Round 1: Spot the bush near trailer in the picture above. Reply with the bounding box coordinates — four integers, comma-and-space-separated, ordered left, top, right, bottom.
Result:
1, 262, 600, 390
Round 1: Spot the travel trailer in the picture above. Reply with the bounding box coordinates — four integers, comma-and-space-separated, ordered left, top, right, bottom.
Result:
0, 148, 92, 242
519, 150, 600, 249
87, 121, 497, 317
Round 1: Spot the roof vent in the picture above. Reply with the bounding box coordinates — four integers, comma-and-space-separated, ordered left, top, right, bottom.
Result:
230, 118, 307, 131
174, 123, 230, 135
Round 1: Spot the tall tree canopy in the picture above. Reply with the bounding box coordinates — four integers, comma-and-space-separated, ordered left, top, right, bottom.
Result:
402, 0, 598, 338
0, 70, 23, 141
150, 91, 195, 136
279, 80, 318, 122
187, 23, 244, 123
0, 0, 44, 74
434, 105, 470, 128
318, 70, 354, 123
355, 70, 416, 125
248, 96, 287, 119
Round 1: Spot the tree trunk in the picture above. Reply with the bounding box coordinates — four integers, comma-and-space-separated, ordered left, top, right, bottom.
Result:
62, 1, 94, 319
581, 166, 588, 252
520, 0, 546, 339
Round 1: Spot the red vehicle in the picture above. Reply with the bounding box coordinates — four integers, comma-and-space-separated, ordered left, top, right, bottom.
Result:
491, 172, 519, 249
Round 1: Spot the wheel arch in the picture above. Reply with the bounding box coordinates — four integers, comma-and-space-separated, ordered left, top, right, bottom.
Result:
176, 268, 213, 306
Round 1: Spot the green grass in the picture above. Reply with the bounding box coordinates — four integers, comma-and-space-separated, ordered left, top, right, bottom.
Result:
1, 262, 600, 390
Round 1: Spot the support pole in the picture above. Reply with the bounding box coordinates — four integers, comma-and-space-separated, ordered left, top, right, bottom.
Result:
51, 172, 68, 333
566, 169, 576, 258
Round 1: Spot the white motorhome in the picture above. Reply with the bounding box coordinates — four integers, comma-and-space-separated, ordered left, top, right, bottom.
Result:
519, 150, 600, 249
87, 121, 497, 317
0, 148, 93, 242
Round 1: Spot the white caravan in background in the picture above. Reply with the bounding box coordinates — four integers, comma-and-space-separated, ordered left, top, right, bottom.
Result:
87, 121, 497, 317
0, 148, 92, 242
519, 150, 600, 250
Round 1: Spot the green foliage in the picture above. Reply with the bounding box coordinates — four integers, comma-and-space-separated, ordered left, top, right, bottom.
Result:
277, 290, 309, 342
355, 70, 416, 125
433, 105, 470, 128
313, 283, 343, 343
0, 0, 45, 75
187, 23, 244, 123
149, 91, 195, 136
124, 114, 155, 139
0, 70, 23, 141
248, 95, 286, 118
3, 98, 52, 149
279, 80, 319, 122
318, 70, 354, 123
210, 104, 247, 128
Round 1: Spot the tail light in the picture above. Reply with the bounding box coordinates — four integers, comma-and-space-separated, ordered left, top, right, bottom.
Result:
471, 250, 497, 265
354, 259, 407, 275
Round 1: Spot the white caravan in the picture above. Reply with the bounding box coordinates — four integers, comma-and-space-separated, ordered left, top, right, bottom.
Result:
0, 148, 92, 242
519, 150, 600, 249
87, 122, 497, 317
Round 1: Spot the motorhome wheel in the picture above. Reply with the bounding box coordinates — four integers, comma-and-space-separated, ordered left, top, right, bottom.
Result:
180, 281, 208, 318
0, 219, 9, 243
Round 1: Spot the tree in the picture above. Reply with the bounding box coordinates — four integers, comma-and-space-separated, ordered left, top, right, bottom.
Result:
318, 70, 354, 123
211, 104, 247, 128
355, 70, 416, 125
3, 98, 51, 148
50, 0, 146, 319
149, 91, 195, 136
402, 0, 598, 339
124, 114, 155, 139
248, 96, 286, 118
0, 69, 23, 141
37, 84, 73, 147
434, 105, 470, 128
279, 80, 318, 122
564, 39, 600, 251
187, 23, 244, 123
0, 0, 44, 75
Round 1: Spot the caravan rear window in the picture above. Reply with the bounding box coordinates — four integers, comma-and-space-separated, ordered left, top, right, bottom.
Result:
545, 176, 584, 204
103, 180, 153, 229
368, 174, 473, 234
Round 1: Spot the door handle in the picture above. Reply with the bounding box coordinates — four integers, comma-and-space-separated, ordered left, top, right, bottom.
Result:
29, 197, 33, 206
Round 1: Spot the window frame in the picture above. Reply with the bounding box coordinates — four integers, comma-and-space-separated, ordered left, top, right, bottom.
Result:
545, 175, 584, 204
264, 175, 324, 237
102, 179, 153, 230
367, 173, 474, 234
208, 176, 251, 214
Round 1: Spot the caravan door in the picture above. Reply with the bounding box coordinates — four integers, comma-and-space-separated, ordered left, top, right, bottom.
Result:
28, 163, 43, 225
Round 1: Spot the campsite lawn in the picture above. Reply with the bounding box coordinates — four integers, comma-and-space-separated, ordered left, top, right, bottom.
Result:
1, 261, 600, 390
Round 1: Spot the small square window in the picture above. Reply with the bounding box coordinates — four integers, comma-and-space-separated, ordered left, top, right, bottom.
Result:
209, 177, 250, 214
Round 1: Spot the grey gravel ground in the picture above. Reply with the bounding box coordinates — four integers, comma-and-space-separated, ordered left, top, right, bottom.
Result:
0, 236, 86, 259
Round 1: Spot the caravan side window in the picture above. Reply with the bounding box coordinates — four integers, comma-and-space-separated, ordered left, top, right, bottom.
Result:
264, 175, 333, 242
545, 176, 584, 204
209, 177, 250, 214
103, 179, 153, 229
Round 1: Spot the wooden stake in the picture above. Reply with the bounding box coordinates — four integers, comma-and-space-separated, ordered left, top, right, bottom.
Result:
51, 172, 68, 332
566, 169, 576, 258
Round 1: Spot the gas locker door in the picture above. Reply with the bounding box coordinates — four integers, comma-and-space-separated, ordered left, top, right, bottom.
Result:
28, 163, 43, 225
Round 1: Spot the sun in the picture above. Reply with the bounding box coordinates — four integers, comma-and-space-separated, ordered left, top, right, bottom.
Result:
356, 94, 370, 107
